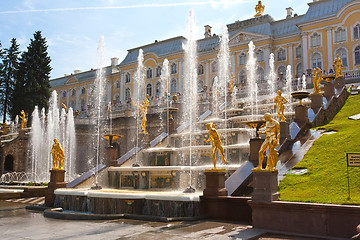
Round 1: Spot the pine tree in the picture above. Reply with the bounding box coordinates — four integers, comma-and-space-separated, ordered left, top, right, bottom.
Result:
10, 31, 52, 120
1, 38, 20, 122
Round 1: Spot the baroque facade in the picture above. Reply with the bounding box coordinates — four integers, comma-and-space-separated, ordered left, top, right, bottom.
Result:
50, 0, 360, 114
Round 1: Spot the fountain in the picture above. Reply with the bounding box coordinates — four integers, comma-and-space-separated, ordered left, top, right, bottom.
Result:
246, 41, 258, 117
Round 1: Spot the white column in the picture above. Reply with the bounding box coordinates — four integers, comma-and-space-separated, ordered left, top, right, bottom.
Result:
288, 43, 294, 69
326, 26, 333, 72
120, 74, 123, 102
301, 32, 308, 72
178, 60, 183, 93
76, 87, 80, 111
231, 52, 236, 76
205, 61, 210, 87
66, 90, 69, 107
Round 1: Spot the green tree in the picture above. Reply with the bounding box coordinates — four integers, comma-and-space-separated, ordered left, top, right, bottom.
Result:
1, 38, 20, 122
10, 31, 52, 120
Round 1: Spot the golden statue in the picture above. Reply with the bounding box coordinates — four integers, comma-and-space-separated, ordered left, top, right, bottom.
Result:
274, 90, 288, 122
228, 73, 235, 93
253, 113, 280, 172
51, 139, 65, 170
312, 68, 323, 94
204, 123, 227, 169
333, 54, 343, 79
254, 1, 265, 18
61, 103, 67, 116
19, 110, 27, 130
134, 98, 150, 134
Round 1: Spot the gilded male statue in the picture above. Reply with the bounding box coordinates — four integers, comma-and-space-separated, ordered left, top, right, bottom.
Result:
333, 54, 343, 78
312, 68, 323, 94
204, 123, 227, 169
253, 113, 280, 171
51, 138, 65, 170
274, 90, 288, 122
134, 98, 150, 134
19, 110, 27, 130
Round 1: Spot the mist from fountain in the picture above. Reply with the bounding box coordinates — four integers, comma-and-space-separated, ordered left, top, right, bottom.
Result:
160, 59, 170, 146
29, 91, 77, 182
302, 74, 307, 91
182, 9, 198, 189
268, 53, 276, 111
231, 85, 238, 109
212, 76, 220, 117
285, 65, 293, 96
246, 41, 258, 117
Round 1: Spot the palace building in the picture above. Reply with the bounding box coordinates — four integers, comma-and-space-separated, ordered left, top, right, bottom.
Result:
50, 0, 360, 116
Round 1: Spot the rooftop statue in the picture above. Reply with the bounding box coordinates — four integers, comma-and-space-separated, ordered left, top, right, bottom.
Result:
253, 113, 280, 172
204, 123, 227, 169
333, 54, 343, 79
254, 1, 265, 18
19, 110, 27, 130
312, 67, 323, 94
274, 90, 288, 122
51, 138, 65, 170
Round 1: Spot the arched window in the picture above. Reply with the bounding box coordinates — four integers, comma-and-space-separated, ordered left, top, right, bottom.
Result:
81, 87, 86, 95
238, 70, 247, 87
336, 48, 348, 67
311, 53, 322, 69
198, 64, 204, 75
70, 101, 76, 110
256, 67, 265, 84
171, 63, 177, 74
277, 48, 286, 61
146, 83, 152, 97
71, 89, 76, 96
146, 68, 153, 79
155, 66, 162, 77
278, 66, 286, 80
335, 28, 346, 42
354, 24, 360, 39
81, 99, 85, 111
125, 87, 131, 101
310, 33, 321, 47
170, 79, 177, 94
114, 94, 120, 103
115, 80, 120, 89
155, 81, 161, 96
256, 50, 264, 62
211, 61, 218, 73
239, 53, 246, 65
62, 91, 67, 98
295, 63, 303, 78
355, 46, 360, 65
125, 72, 131, 83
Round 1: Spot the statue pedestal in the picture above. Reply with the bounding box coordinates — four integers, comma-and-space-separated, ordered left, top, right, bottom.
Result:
249, 138, 264, 167
310, 93, 323, 111
105, 147, 118, 166
251, 170, 279, 203
45, 169, 66, 207
279, 122, 290, 143
19, 129, 27, 139
203, 169, 228, 197
324, 81, 335, 100
294, 105, 309, 127
334, 76, 345, 91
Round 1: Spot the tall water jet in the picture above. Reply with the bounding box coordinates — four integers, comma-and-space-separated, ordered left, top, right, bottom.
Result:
268, 53, 276, 111
134, 49, 145, 166
160, 59, 170, 146
92, 36, 107, 189
285, 65, 293, 96
246, 41, 258, 116
302, 74, 307, 91
182, 9, 198, 192
212, 76, 220, 117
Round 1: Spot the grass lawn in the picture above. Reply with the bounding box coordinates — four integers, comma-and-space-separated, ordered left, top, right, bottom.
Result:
279, 94, 360, 205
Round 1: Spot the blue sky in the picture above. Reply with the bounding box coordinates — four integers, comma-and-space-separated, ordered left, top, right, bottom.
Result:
0, 0, 309, 79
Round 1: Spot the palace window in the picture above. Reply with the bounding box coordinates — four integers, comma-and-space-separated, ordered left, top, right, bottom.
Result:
354, 24, 360, 39
146, 83, 152, 97
277, 48, 286, 61
170, 79, 177, 94
278, 66, 286, 80
198, 80, 204, 91
115, 80, 120, 89
355, 46, 360, 65
155, 66, 162, 77
125, 72, 131, 83
62, 91, 67, 98
335, 28, 346, 42
311, 53, 322, 69
155, 81, 161, 96
295, 45, 302, 58
197, 64, 204, 75
71, 89, 76, 96
146, 68, 153, 79
115, 94, 120, 103
171, 63, 177, 74
238, 70, 247, 86
256, 67, 265, 84
336, 48, 348, 67
310, 33, 321, 47
125, 87, 131, 101
70, 101, 76, 110
256, 50, 264, 62
81, 87, 86, 95
211, 61, 218, 73
296, 63, 303, 77
239, 53, 246, 65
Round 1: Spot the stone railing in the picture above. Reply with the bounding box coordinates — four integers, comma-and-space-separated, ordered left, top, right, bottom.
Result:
344, 69, 360, 80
